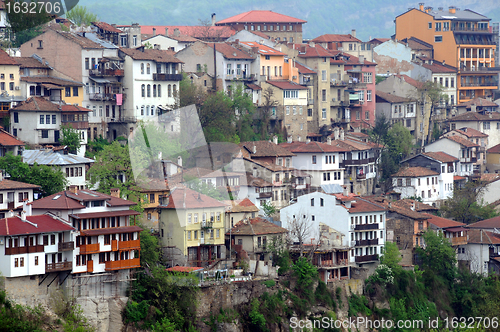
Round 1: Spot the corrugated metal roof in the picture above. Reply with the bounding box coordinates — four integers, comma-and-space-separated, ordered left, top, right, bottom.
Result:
23, 150, 94, 166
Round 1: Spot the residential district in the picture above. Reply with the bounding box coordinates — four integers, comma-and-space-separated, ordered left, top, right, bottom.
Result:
1, 2, 500, 331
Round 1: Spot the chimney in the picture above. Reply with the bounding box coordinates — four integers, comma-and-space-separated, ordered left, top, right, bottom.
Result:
306, 138, 311, 143
351, 29, 356, 38
110, 188, 120, 198
359, 55, 364, 64
287, 136, 293, 143
177, 155, 182, 167
308, 41, 315, 47
165, 28, 169, 36
343, 185, 348, 196
327, 136, 332, 145
251, 46, 259, 54
411, 201, 415, 211
299, 46, 306, 54
211, 13, 216, 26
22, 200, 32, 217
419, 3, 424, 11
340, 128, 345, 141
174, 28, 180, 37
153, 28, 156, 36
21, 210, 26, 221
253, 144, 256, 154
333, 127, 339, 140
273, 135, 278, 145
69, 185, 78, 194
449, 6, 456, 14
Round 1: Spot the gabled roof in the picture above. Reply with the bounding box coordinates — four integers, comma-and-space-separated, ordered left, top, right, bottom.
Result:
393, 166, 439, 177
14, 56, 50, 69
467, 229, 500, 245
207, 43, 253, 60
421, 151, 459, 163
60, 105, 92, 113
279, 141, 348, 153
444, 135, 479, 148
451, 127, 488, 138
240, 41, 285, 56
227, 217, 288, 236
400, 37, 433, 50
119, 48, 182, 63
375, 91, 411, 103
56, 31, 105, 49
266, 80, 308, 90
0, 214, 74, 236
161, 187, 226, 209
0, 179, 40, 190
0, 49, 19, 66
216, 11, 306, 24
364, 196, 426, 219
10, 97, 60, 112
293, 43, 336, 58
294, 61, 316, 75
448, 111, 500, 122
30, 190, 136, 210
468, 216, 500, 229
224, 198, 259, 213
22, 150, 94, 166
0, 128, 24, 147
456, 98, 498, 108
421, 61, 457, 73
393, 74, 424, 89
20, 76, 83, 87
487, 143, 500, 154
245, 83, 261, 90
240, 141, 295, 158
423, 213, 465, 229
347, 197, 386, 214
312, 34, 361, 43
92, 21, 122, 33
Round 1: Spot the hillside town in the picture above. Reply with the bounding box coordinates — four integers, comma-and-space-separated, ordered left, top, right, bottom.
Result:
1, 2, 500, 331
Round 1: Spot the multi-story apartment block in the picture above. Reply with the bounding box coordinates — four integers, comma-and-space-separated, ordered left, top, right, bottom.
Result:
0, 173, 40, 219
425, 136, 479, 176
421, 60, 458, 106
0, 49, 24, 121
176, 41, 255, 93
375, 91, 417, 139
159, 187, 226, 267
446, 107, 500, 149
30, 188, 142, 276
442, 127, 488, 172
395, 4, 498, 103
312, 31, 374, 62
215, 10, 307, 44
392, 166, 441, 205
261, 80, 308, 142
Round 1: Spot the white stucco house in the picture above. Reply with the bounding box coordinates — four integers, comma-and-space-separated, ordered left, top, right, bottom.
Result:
425, 136, 479, 176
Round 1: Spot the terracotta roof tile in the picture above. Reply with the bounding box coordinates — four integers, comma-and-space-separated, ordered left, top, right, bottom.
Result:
227, 217, 288, 236
224, 198, 259, 213
14, 57, 50, 69
487, 143, 500, 154
243, 173, 273, 188
312, 34, 361, 43
21, 76, 83, 87
421, 61, 457, 73
394, 74, 424, 89
216, 11, 306, 24
451, 127, 488, 138
0, 129, 24, 147
0, 214, 74, 236
240, 41, 285, 55
466, 229, 500, 245
92, 21, 122, 33
0, 179, 40, 190
0, 49, 19, 66
364, 197, 426, 219
294, 43, 335, 58
445, 135, 479, 148
245, 83, 261, 90
347, 198, 386, 213
57, 31, 105, 49
60, 105, 92, 113
11, 97, 60, 112
280, 141, 349, 153
161, 187, 226, 209
457, 98, 498, 108
393, 166, 439, 177
448, 111, 500, 122
393, 199, 437, 212
468, 216, 500, 229
240, 141, 295, 158
266, 80, 308, 90
294, 61, 316, 74
423, 213, 465, 229
421, 151, 459, 163
208, 43, 253, 60
119, 48, 182, 63
30, 189, 136, 210
376, 91, 411, 103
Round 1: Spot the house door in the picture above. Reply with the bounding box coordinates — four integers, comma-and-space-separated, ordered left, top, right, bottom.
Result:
54, 130, 60, 142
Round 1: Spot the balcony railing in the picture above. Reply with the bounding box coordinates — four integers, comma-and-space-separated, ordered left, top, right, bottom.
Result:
356, 239, 379, 246
201, 222, 213, 230
89, 93, 117, 101
5, 245, 44, 255
354, 223, 379, 231
105, 258, 140, 271
111, 240, 118, 251
87, 260, 94, 273
357, 173, 366, 180
258, 192, 272, 199
46, 261, 72, 272
80, 243, 100, 254
153, 73, 183, 81
58, 241, 74, 252
107, 116, 136, 123
451, 236, 468, 246
89, 68, 124, 77
340, 157, 376, 167
118, 239, 141, 250
355, 254, 379, 263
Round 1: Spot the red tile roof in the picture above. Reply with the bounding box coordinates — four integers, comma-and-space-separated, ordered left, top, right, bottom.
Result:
457, 98, 498, 108
421, 61, 457, 73
280, 141, 349, 153
161, 187, 226, 209
206, 43, 253, 60
266, 80, 308, 90
11, 97, 60, 112
216, 11, 306, 24
227, 217, 288, 235
0, 49, 19, 66
445, 135, 479, 148
92, 21, 122, 33
14, 57, 50, 69
224, 198, 259, 213
376, 91, 411, 103
423, 213, 465, 229
468, 216, 500, 229
448, 111, 500, 122
487, 143, 500, 154
347, 198, 386, 213
240, 140, 295, 158
451, 127, 488, 138
364, 196, 426, 219
80, 225, 142, 236
0, 129, 24, 147
240, 41, 285, 55
294, 44, 335, 58
394, 74, 424, 89
0, 214, 74, 236
0, 179, 40, 190
245, 83, 261, 90
294, 61, 316, 74
466, 229, 500, 245
60, 105, 91, 113
393, 166, 439, 177
312, 34, 361, 43
119, 48, 182, 63
69, 210, 140, 220
421, 151, 459, 163
57, 31, 105, 49
20, 76, 83, 87
248, 30, 271, 39
30, 190, 136, 210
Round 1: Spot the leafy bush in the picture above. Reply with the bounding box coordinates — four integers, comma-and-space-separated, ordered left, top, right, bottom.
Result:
262, 280, 276, 288
315, 280, 336, 309
348, 293, 372, 317
248, 299, 267, 331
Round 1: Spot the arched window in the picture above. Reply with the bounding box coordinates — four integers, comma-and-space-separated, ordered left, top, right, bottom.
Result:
141, 105, 144, 115
146, 63, 150, 74
151, 105, 155, 116
172, 84, 177, 97
147, 84, 151, 97
153, 84, 157, 97
146, 105, 150, 116
141, 63, 144, 74
168, 84, 172, 97
141, 84, 145, 97
158, 84, 162, 97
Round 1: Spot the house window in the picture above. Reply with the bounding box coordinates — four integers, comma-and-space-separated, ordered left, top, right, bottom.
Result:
187, 231, 191, 240
435, 36, 443, 42
52, 115, 56, 124
147, 63, 150, 74
227, 64, 231, 75
367, 90, 372, 101
322, 108, 327, 119
15, 258, 19, 267
9, 82, 13, 91
46, 115, 50, 124
311, 198, 314, 206
147, 85, 151, 97
320, 198, 324, 206
141, 63, 144, 74
41, 130, 49, 138
286, 106, 290, 115
363, 72, 372, 83
312, 155, 317, 164
483, 122, 490, 130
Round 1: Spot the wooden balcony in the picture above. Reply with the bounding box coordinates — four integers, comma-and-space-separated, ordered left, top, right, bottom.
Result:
46, 261, 72, 273
5, 245, 44, 255
80, 243, 100, 254
87, 260, 94, 273
111, 240, 118, 251
89, 68, 124, 77
356, 239, 379, 246
58, 241, 74, 252
355, 254, 378, 263
105, 258, 140, 271
118, 239, 141, 250
354, 223, 379, 231
153, 73, 183, 81
451, 236, 468, 246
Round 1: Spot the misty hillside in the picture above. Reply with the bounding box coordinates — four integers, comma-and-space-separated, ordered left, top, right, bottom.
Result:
78, 0, 500, 41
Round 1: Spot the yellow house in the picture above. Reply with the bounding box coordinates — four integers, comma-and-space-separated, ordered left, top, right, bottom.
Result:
0, 50, 23, 117
159, 187, 227, 267
395, 5, 497, 103
240, 41, 298, 83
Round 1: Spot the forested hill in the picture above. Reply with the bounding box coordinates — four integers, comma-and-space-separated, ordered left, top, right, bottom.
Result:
78, 0, 500, 42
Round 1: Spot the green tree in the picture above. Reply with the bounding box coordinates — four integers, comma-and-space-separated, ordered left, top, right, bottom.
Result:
86, 135, 110, 159
231, 84, 258, 142
416, 80, 447, 145
178, 73, 207, 109
379, 241, 402, 272
0, 153, 66, 196
199, 91, 238, 143
60, 124, 82, 154
416, 230, 457, 286
368, 114, 390, 193
259, 87, 279, 140
65, 5, 99, 26
139, 228, 160, 267
262, 201, 276, 218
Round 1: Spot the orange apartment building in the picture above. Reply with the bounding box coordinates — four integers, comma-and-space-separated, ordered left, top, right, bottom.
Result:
395, 4, 498, 103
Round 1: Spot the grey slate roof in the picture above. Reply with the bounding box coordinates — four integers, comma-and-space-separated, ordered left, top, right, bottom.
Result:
22, 150, 94, 166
